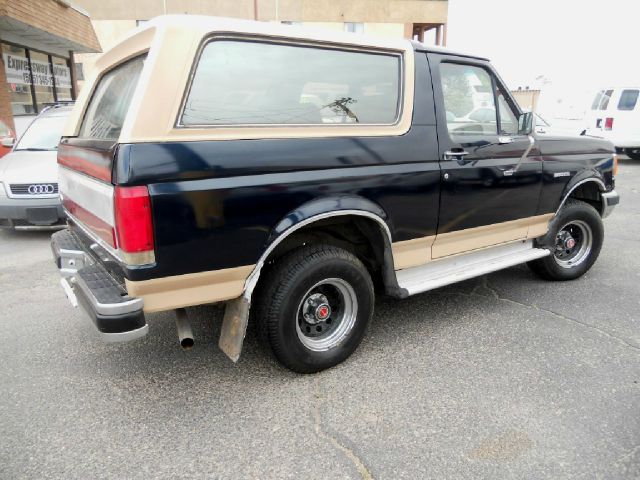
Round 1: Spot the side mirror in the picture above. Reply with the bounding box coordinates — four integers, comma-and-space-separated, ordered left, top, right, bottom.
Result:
1, 137, 14, 148
518, 112, 534, 135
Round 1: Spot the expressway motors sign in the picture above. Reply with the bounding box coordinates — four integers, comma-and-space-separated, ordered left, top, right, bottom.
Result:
3, 53, 71, 89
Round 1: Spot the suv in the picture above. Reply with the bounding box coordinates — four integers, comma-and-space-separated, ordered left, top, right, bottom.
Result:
0, 104, 71, 228
51, 16, 619, 373
584, 87, 640, 159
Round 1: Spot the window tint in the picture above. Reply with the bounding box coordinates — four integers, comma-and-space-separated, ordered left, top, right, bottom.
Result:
591, 89, 614, 110
182, 40, 401, 126
79, 56, 145, 140
440, 63, 497, 136
617, 89, 639, 110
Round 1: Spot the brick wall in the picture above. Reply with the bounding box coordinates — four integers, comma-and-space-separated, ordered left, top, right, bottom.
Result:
0, 0, 100, 52
0, 43, 15, 133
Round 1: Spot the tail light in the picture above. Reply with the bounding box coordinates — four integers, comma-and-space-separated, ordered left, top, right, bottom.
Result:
605, 117, 614, 130
114, 186, 155, 264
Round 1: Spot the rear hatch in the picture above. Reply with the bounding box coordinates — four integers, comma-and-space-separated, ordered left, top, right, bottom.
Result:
58, 55, 154, 267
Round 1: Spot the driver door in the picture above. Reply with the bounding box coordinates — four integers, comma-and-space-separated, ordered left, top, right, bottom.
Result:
428, 54, 543, 258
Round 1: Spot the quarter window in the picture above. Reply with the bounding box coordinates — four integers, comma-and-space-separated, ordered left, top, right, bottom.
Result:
79, 56, 146, 140
617, 89, 639, 111
497, 89, 518, 135
591, 89, 614, 110
440, 63, 497, 136
181, 40, 401, 126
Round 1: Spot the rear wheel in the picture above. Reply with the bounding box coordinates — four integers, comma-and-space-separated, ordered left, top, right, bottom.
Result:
528, 200, 604, 281
256, 244, 374, 373
625, 148, 640, 160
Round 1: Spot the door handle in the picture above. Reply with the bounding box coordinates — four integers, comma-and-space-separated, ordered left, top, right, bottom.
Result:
443, 150, 469, 160
498, 136, 514, 144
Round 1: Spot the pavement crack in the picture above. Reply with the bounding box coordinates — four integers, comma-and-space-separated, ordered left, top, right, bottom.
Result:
481, 277, 639, 351
313, 380, 374, 480
434, 276, 639, 352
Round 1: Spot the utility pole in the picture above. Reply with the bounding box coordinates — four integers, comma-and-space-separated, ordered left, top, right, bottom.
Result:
254, 0, 258, 20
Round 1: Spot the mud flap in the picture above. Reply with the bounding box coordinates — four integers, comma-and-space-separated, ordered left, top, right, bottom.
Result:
218, 294, 251, 362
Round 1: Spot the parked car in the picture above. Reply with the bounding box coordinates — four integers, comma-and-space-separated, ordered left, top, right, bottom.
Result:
0, 104, 71, 228
51, 16, 619, 373
0, 119, 15, 159
583, 87, 640, 159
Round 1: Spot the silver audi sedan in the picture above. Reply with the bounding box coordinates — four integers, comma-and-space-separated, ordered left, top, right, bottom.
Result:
0, 104, 72, 229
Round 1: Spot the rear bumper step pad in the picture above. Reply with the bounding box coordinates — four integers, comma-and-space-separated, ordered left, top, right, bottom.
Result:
51, 229, 148, 342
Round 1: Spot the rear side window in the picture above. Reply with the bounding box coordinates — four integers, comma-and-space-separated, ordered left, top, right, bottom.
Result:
617, 89, 639, 110
591, 89, 614, 110
181, 40, 401, 126
79, 55, 146, 140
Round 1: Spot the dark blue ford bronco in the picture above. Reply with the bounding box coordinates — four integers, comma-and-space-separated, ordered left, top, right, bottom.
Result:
51, 16, 619, 372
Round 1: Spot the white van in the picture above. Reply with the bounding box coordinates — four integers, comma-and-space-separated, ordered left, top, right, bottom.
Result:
584, 87, 640, 159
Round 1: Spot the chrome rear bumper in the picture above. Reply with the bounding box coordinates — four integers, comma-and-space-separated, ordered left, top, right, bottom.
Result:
51, 229, 148, 342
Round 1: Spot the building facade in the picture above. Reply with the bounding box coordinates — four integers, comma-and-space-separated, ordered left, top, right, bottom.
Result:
73, 0, 448, 81
0, 0, 100, 135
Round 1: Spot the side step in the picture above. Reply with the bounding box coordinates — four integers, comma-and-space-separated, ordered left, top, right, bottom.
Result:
396, 240, 550, 296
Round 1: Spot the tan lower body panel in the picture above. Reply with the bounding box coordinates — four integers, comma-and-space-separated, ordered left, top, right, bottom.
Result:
392, 213, 554, 269
127, 215, 554, 311
125, 265, 255, 313
391, 236, 436, 270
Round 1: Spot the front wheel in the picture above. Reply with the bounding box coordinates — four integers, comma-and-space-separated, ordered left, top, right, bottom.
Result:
527, 199, 604, 281
256, 245, 374, 373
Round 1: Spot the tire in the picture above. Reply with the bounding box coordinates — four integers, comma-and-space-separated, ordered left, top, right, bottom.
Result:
256, 244, 374, 373
527, 199, 604, 281
625, 148, 640, 160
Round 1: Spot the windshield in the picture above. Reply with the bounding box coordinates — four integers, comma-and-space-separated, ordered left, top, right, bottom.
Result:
15, 112, 69, 151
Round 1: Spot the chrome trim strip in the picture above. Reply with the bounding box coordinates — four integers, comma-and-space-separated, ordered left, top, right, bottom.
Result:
58, 167, 115, 226
556, 177, 606, 214
245, 210, 392, 295
99, 324, 149, 343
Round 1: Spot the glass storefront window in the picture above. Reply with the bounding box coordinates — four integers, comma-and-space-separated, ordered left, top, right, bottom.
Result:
2, 43, 35, 116
52, 56, 72, 101
2, 42, 75, 115
29, 50, 55, 111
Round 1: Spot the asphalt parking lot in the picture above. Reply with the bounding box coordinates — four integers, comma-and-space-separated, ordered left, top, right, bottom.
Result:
1, 159, 638, 480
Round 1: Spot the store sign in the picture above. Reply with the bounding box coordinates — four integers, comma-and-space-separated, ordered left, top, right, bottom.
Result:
3, 53, 71, 89
53, 64, 71, 89
3, 53, 31, 85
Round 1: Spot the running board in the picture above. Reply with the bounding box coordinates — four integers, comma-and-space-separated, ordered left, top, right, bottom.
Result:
396, 240, 550, 296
